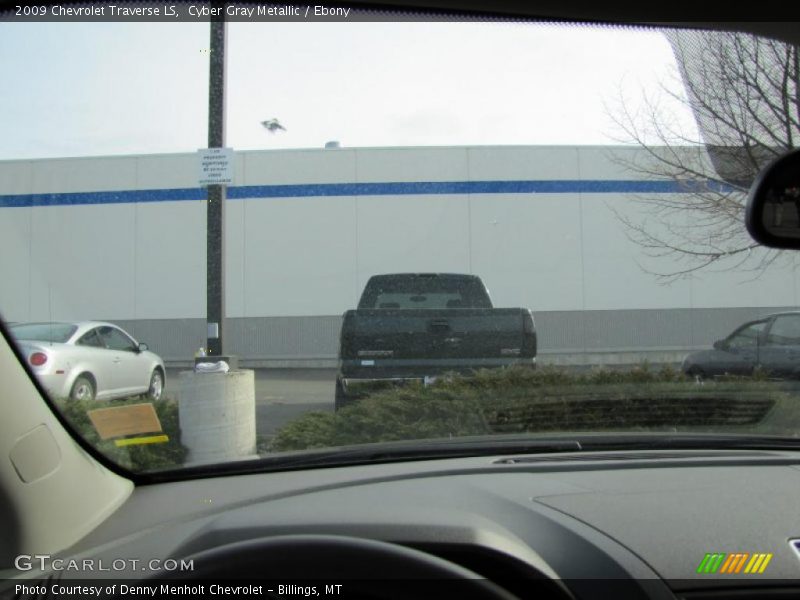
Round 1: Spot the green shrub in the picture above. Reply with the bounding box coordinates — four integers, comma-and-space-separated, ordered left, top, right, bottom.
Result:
268, 411, 339, 451
53, 396, 187, 471
270, 365, 788, 452
270, 385, 488, 452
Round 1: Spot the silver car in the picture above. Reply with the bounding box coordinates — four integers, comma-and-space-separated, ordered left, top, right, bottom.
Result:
10, 321, 165, 402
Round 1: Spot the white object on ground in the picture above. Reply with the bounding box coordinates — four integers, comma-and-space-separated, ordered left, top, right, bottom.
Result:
194, 361, 229, 373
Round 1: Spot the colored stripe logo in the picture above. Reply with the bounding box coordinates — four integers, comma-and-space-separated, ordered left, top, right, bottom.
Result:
697, 553, 772, 574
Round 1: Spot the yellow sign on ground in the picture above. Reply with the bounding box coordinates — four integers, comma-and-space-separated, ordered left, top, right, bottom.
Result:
114, 434, 169, 447
87, 403, 163, 440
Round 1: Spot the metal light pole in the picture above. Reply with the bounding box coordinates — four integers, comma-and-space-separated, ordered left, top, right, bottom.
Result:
206, 10, 227, 358
181, 10, 255, 466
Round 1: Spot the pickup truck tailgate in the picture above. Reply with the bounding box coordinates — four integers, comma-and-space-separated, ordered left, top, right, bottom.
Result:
340, 308, 534, 361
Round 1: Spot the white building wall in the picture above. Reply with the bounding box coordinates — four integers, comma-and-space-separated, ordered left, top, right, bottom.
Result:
1, 145, 797, 365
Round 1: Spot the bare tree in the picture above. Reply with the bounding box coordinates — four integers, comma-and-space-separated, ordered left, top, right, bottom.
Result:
609, 30, 800, 282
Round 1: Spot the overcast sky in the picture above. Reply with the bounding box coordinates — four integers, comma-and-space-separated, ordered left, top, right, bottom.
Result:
0, 20, 699, 160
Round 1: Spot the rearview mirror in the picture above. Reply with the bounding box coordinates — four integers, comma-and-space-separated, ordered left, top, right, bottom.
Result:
746, 149, 800, 248
712, 340, 727, 351
138, 342, 149, 352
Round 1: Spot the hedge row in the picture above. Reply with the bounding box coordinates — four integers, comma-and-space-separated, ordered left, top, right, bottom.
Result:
48, 365, 795, 464
270, 366, 787, 451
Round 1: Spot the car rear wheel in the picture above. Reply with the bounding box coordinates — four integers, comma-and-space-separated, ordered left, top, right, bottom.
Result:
147, 369, 164, 401
70, 375, 95, 401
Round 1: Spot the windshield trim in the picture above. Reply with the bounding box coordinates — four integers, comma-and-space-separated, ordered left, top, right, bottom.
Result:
134, 431, 800, 485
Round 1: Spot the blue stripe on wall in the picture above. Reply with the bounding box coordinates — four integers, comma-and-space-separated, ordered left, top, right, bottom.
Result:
0, 179, 735, 208
0, 188, 206, 208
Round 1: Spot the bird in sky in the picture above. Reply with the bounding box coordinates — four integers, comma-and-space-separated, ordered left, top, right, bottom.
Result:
261, 118, 286, 133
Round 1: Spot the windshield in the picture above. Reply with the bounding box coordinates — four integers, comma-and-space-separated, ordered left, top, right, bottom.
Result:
2, 10, 800, 475
357, 274, 493, 309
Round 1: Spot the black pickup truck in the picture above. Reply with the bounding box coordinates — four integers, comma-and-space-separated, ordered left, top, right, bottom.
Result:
335, 273, 537, 410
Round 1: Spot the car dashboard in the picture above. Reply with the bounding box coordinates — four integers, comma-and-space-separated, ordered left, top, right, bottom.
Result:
24, 449, 800, 600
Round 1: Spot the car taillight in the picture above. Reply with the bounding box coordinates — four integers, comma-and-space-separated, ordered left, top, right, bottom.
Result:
29, 352, 48, 367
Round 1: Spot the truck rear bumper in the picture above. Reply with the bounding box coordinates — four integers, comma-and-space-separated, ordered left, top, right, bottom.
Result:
338, 357, 536, 393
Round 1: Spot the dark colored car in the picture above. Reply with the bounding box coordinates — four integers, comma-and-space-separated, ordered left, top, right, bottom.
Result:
682, 311, 800, 378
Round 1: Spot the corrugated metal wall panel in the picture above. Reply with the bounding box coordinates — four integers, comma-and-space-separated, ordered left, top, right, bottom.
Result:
227, 317, 301, 357
109, 306, 800, 366
299, 316, 343, 357
537, 307, 798, 353
113, 319, 205, 360
583, 310, 693, 350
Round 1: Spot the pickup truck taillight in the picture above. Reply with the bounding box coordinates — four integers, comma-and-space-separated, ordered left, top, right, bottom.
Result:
521, 311, 537, 358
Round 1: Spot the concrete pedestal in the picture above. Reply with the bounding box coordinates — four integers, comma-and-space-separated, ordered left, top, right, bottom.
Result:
177, 369, 257, 466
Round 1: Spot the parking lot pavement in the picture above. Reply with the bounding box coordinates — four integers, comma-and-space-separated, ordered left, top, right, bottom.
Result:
165, 368, 336, 442
166, 368, 336, 405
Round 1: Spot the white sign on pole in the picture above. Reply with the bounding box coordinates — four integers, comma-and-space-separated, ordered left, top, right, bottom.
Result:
198, 147, 234, 186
